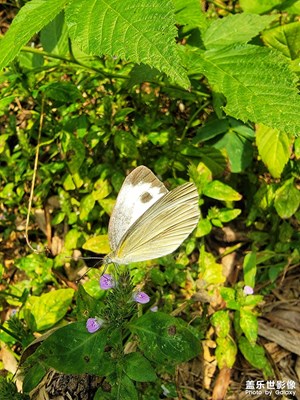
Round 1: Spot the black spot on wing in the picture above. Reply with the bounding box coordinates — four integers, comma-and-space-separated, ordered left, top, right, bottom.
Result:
140, 192, 153, 203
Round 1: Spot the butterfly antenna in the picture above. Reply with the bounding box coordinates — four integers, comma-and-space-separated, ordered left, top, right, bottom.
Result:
74, 257, 105, 283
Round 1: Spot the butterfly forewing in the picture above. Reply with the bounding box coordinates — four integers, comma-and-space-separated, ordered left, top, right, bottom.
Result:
111, 182, 199, 264
108, 166, 168, 251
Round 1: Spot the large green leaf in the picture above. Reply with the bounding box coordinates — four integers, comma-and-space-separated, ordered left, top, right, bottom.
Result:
40, 12, 69, 55
262, 21, 300, 60
65, 0, 189, 87
130, 312, 200, 363
256, 124, 291, 178
38, 322, 114, 375
0, 0, 68, 69
188, 45, 300, 134
203, 13, 275, 49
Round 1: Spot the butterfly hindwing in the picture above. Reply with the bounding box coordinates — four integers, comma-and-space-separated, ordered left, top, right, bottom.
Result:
112, 182, 199, 264
108, 166, 168, 251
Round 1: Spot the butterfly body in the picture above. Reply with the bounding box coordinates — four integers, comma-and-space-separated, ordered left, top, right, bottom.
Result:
105, 166, 199, 265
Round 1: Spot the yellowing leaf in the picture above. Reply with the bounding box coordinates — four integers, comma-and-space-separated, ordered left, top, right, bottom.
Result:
83, 235, 110, 255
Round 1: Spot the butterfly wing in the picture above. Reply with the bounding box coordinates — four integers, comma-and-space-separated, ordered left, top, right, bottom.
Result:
108, 166, 168, 251
110, 182, 199, 264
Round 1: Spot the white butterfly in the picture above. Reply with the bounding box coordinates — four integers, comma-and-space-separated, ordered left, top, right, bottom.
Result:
104, 166, 199, 265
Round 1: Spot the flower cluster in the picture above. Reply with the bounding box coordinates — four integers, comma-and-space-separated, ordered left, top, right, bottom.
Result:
86, 273, 150, 333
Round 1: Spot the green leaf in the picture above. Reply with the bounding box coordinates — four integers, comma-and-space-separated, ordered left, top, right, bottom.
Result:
79, 194, 96, 221
211, 310, 230, 338
193, 119, 229, 143
173, 0, 208, 30
181, 145, 227, 177
243, 251, 257, 289
65, 0, 189, 87
256, 124, 291, 178
195, 219, 212, 237
188, 45, 300, 134
274, 178, 300, 218
40, 12, 68, 55
112, 375, 138, 400
213, 129, 254, 173
127, 64, 161, 87
64, 229, 85, 250
203, 181, 242, 201
83, 235, 111, 254
23, 363, 47, 394
238, 336, 273, 377
124, 353, 156, 382
218, 208, 241, 222
114, 131, 139, 159
23, 289, 74, 331
262, 21, 300, 60
41, 82, 82, 103
61, 132, 86, 174
38, 322, 114, 375
76, 285, 100, 321
240, 0, 300, 14
215, 337, 237, 369
93, 179, 112, 201
239, 309, 258, 345
0, 0, 69, 70
203, 13, 275, 49
199, 252, 225, 285
129, 312, 200, 363
220, 287, 239, 310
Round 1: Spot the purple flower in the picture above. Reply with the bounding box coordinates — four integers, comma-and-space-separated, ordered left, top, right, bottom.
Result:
86, 317, 104, 333
133, 291, 150, 304
100, 274, 116, 290
243, 285, 254, 295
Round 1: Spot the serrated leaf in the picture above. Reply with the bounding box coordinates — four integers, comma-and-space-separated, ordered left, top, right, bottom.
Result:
274, 178, 300, 219
83, 235, 111, 254
256, 124, 291, 178
188, 45, 300, 134
0, 0, 68, 70
65, 0, 189, 87
262, 21, 300, 60
203, 13, 275, 49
